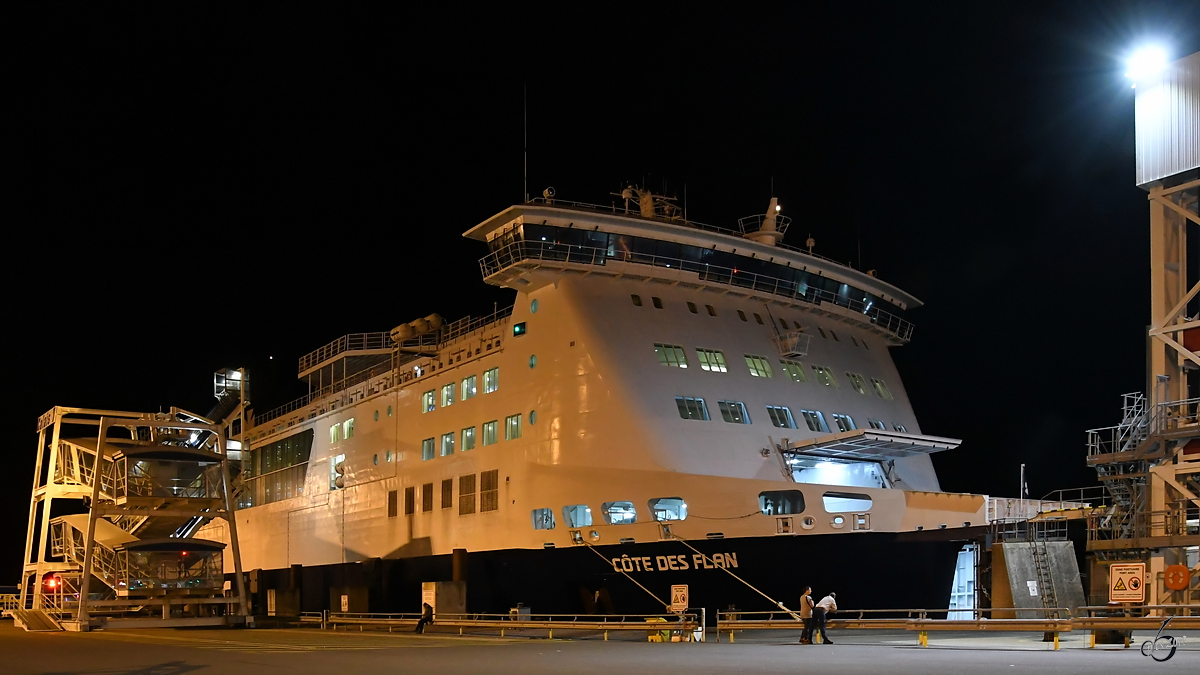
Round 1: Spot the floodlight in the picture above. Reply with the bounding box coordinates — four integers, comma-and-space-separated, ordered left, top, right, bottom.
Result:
1126, 45, 1169, 86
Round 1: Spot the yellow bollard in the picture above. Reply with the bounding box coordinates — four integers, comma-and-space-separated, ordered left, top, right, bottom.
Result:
729, 631, 735, 643
919, 631, 928, 647
1053, 633, 1059, 650
604, 630, 608, 641
1089, 631, 1096, 649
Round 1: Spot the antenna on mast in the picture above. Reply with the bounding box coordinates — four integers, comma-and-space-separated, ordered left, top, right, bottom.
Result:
523, 85, 528, 203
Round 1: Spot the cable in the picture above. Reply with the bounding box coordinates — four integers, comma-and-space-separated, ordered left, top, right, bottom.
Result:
670, 533, 800, 620
579, 538, 670, 611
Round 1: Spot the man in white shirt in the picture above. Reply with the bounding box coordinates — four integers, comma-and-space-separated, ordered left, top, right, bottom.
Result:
813, 592, 837, 644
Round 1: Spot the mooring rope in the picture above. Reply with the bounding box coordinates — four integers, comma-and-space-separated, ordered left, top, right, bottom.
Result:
579, 538, 671, 611
670, 534, 800, 620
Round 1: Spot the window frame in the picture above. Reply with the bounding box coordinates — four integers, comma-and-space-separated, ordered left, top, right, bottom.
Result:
505, 413, 522, 440
421, 437, 435, 461
482, 420, 498, 445
745, 354, 774, 377
766, 405, 797, 429
696, 348, 728, 373
483, 367, 499, 394
461, 375, 477, 400
674, 396, 710, 421
654, 343, 688, 368
717, 399, 752, 424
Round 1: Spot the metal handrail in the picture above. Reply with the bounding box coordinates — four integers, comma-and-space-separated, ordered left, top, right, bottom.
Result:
1078, 604, 1200, 617
480, 241, 914, 342
298, 332, 394, 374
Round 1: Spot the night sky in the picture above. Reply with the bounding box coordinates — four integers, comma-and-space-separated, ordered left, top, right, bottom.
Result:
8, 3, 1200, 581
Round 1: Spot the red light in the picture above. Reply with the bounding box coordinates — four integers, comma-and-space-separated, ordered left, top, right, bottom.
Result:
45, 578, 57, 589
181, 551, 188, 556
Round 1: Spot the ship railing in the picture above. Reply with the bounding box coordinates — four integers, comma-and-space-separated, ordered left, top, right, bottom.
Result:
1039, 486, 1110, 508
322, 611, 702, 640
1086, 505, 1200, 542
480, 240, 915, 342
986, 497, 1090, 523
298, 332, 395, 374
524, 197, 849, 266
0, 593, 20, 615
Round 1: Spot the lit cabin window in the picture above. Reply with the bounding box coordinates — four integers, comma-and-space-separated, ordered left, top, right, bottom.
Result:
482, 420, 498, 445
329, 424, 340, 444
800, 409, 829, 433
654, 343, 688, 368
462, 375, 477, 400
329, 453, 346, 490
387, 405, 393, 417
871, 378, 893, 400
823, 491, 873, 513
441, 383, 455, 407
513, 322, 527, 337
779, 359, 807, 383
631, 294, 643, 307
832, 413, 856, 432
745, 355, 774, 377
342, 418, 354, 439
696, 348, 728, 372
759, 490, 806, 515
649, 497, 688, 521
652, 296, 664, 309
421, 438, 435, 461
562, 504, 593, 527
867, 419, 886, 430
531, 508, 556, 530
894, 423, 908, 433
687, 301, 698, 314
674, 396, 710, 421
602, 501, 637, 525
422, 390, 436, 412
530, 299, 539, 313
483, 368, 499, 393
440, 432, 455, 456
846, 372, 869, 395
811, 366, 838, 387
718, 400, 751, 424
374, 410, 379, 422
461, 426, 476, 451
766, 405, 797, 428
505, 414, 522, 440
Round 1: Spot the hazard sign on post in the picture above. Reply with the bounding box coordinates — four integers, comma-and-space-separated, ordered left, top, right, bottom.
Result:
1109, 563, 1146, 602
670, 584, 688, 613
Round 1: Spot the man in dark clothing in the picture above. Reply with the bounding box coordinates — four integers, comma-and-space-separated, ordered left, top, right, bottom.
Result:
813, 592, 837, 644
414, 602, 433, 633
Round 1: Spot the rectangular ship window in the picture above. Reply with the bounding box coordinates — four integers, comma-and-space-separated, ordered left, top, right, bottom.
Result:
404, 486, 415, 515
718, 400, 751, 424
421, 437, 435, 461
601, 501, 637, 525
531, 508, 555, 530
562, 504, 592, 527
846, 372, 869, 395
388, 490, 398, 518
675, 396, 710, 421
745, 355, 774, 377
462, 375, 477, 400
480, 470, 499, 512
779, 359, 807, 383
422, 390, 435, 412
484, 367, 499, 393
441, 383, 455, 407
441, 478, 453, 509
800, 409, 830, 433
482, 420, 498, 445
329, 424, 340, 444
654, 343, 688, 368
867, 419, 886, 430
342, 418, 355, 439
871, 378, 893, 400
766, 405, 797, 429
459, 474, 476, 515
440, 432, 455, 456
696, 348, 728, 372
894, 423, 908, 433
811, 366, 838, 387
832, 413, 856, 432
421, 482, 433, 512
462, 426, 476, 451
505, 414, 522, 440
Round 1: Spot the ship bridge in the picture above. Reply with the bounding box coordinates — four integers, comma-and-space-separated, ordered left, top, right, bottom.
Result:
465, 199, 919, 345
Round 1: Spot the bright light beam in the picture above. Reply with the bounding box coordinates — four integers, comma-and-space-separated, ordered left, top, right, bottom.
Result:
1126, 45, 1169, 87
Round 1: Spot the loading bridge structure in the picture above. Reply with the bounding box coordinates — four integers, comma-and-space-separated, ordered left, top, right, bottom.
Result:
18, 403, 250, 631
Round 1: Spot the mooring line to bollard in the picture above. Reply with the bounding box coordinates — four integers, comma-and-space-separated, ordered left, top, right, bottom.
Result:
670, 534, 800, 620
578, 538, 672, 611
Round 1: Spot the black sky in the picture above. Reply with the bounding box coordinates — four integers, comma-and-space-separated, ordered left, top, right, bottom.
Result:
8, 2, 1200, 581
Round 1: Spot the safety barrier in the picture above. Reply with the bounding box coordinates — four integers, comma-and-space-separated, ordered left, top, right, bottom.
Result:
320, 611, 702, 641
1, 594, 21, 617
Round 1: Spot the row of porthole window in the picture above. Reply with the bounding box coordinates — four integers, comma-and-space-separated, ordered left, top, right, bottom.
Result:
419, 411, 537, 461
423, 368, 500, 412
531, 490, 875, 531
654, 343, 893, 399
674, 396, 908, 433
633, 295, 872, 350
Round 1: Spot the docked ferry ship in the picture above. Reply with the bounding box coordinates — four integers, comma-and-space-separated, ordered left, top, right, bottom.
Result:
184, 188, 1005, 616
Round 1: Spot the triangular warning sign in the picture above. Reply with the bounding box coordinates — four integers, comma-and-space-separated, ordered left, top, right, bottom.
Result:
1113, 578, 1127, 591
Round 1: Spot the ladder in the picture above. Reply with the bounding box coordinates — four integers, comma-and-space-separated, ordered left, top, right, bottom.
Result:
1027, 523, 1058, 616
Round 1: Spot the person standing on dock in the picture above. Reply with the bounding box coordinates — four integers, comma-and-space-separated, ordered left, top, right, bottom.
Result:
813, 592, 837, 644
799, 587, 815, 644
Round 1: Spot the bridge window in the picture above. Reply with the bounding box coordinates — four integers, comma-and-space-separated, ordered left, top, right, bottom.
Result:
562, 504, 593, 527
531, 508, 556, 530
812, 366, 838, 387
779, 359, 807, 383
462, 375, 477, 400
484, 368, 499, 393
602, 501, 638, 525
759, 490, 806, 515
648, 497, 688, 521
846, 372, 868, 395
871, 378, 893, 400
823, 491, 873, 513
482, 420, 498, 445
441, 383, 455, 407
745, 355, 774, 377
800, 409, 829, 433
440, 432, 455, 456
654, 343, 688, 368
766, 405, 797, 429
696, 348, 728, 372
675, 396, 710, 421
718, 400, 751, 424
422, 390, 435, 412
832, 413, 856, 432
421, 437, 435, 461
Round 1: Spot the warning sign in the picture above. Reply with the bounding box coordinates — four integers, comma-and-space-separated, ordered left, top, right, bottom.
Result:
1109, 563, 1146, 602
670, 584, 689, 612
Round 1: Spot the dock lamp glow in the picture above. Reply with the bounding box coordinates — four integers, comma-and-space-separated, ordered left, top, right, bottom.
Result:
1126, 45, 1169, 87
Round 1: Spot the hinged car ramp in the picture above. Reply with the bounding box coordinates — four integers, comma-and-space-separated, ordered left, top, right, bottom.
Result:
18, 406, 249, 631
